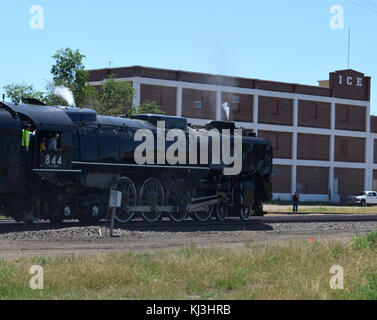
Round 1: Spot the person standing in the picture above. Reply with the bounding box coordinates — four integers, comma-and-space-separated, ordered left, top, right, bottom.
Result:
292, 191, 300, 213
21, 124, 35, 165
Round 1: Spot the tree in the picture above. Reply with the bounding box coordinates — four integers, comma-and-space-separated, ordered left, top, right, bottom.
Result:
43, 80, 68, 106
51, 48, 89, 107
128, 100, 165, 117
4, 47, 166, 117
93, 75, 135, 116
3, 83, 46, 104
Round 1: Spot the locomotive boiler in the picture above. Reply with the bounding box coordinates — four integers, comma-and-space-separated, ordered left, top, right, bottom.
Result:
0, 100, 273, 224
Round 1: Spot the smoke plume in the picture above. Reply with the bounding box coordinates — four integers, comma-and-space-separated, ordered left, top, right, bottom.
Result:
54, 86, 76, 107
222, 102, 230, 121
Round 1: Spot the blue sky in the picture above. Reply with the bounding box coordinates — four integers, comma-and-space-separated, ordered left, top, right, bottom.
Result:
1, 0, 376, 114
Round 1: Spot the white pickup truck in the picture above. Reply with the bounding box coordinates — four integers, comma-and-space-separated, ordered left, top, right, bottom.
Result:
347, 191, 377, 206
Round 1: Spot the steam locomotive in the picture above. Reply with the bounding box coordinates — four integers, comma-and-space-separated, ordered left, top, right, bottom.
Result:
0, 99, 273, 224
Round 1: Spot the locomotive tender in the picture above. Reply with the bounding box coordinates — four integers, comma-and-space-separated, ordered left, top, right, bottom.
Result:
0, 100, 273, 224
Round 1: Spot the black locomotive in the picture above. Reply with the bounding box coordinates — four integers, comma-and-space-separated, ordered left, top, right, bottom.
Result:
0, 100, 273, 224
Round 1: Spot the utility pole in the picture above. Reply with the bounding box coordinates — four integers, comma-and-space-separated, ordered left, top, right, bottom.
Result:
347, 28, 351, 69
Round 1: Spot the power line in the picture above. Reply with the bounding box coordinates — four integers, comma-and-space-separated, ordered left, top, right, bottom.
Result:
343, 0, 377, 14
357, 0, 377, 10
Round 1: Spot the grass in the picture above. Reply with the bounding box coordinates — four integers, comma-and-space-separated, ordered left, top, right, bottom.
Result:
351, 231, 377, 250
0, 232, 377, 300
268, 200, 342, 206
265, 203, 377, 214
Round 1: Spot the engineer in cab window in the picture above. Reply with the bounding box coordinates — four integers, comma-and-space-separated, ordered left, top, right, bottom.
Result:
47, 134, 60, 151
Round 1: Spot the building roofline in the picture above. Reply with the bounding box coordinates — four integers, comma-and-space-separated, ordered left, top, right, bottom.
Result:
87, 65, 370, 102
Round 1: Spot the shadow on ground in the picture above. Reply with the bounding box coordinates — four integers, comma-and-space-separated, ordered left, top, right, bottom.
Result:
0, 217, 274, 235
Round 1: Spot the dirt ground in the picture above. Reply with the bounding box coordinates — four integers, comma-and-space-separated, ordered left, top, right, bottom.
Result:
1, 216, 376, 259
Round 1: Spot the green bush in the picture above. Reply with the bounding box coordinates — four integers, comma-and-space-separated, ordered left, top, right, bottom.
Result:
351, 231, 377, 250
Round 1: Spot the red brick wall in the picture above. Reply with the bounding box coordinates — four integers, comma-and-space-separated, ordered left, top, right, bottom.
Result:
140, 84, 177, 115
334, 136, 365, 163
221, 93, 253, 122
298, 100, 331, 128
258, 96, 293, 126
182, 89, 216, 119
371, 116, 377, 133
258, 131, 292, 159
335, 104, 366, 132
296, 167, 329, 194
272, 165, 291, 193
334, 168, 364, 195
297, 134, 330, 161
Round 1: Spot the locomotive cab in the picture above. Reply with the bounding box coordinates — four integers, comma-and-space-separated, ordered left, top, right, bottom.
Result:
0, 107, 22, 215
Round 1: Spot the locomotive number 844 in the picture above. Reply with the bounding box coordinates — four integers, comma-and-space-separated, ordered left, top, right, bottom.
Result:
0, 100, 273, 224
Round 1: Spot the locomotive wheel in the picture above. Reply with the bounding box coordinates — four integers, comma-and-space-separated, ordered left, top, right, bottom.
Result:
49, 209, 64, 225
79, 195, 106, 223
192, 188, 215, 222
216, 203, 228, 221
50, 201, 74, 224
140, 177, 164, 223
88, 195, 106, 222
167, 179, 190, 222
240, 206, 251, 221
115, 177, 137, 223
61, 200, 76, 220
253, 201, 264, 216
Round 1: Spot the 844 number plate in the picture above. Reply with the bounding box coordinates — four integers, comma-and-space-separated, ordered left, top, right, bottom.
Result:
41, 152, 63, 169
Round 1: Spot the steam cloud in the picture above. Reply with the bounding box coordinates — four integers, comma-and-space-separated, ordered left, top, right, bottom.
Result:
54, 86, 76, 107
222, 102, 230, 121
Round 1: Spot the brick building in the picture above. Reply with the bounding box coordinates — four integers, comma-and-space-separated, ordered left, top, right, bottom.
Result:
88, 66, 377, 203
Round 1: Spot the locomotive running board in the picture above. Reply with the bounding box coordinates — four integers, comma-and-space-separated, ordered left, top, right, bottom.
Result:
71, 161, 210, 170
33, 169, 83, 173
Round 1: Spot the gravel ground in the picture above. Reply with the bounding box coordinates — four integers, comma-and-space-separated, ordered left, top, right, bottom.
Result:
0, 221, 377, 241
0, 216, 377, 259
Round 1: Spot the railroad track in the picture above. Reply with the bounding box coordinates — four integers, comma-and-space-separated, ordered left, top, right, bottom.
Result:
1, 213, 377, 259
1, 213, 377, 233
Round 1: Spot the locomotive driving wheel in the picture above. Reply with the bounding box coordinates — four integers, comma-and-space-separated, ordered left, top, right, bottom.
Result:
216, 203, 228, 221
140, 177, 164, 223
114, 177, 137, 223
252, 200, 264, 216
192, 187, 215, 222
167, 179, 190, 222
240, 206, 251, 221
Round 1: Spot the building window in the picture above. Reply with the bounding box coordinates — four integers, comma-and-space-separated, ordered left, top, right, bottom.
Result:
232, 95, 240, 104
194, 101, 202, 109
